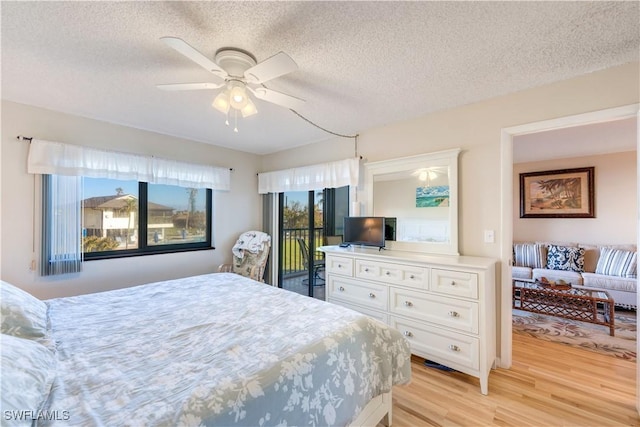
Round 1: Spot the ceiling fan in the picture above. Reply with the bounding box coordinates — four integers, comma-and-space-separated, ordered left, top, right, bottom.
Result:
157, 37, 305, 131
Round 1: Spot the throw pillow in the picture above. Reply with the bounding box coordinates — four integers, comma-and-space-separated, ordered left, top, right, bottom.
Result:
513, 243, 546, 268
595, 248, 637, 278
1, 281, 49, 339
1, 334, 57, 419
546, 245, 585, 272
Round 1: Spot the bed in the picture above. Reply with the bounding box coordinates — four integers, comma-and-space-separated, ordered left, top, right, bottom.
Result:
1, 273, 411, 426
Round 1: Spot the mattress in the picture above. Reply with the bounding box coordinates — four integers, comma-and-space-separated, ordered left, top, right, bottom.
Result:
39, 272, 411, 426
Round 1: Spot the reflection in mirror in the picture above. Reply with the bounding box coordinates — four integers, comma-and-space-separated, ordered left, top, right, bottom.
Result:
373, 167, 449, 242
364, 149, 460, 255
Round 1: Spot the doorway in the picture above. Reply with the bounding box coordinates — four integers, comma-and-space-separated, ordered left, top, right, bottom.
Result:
499, 104, 639, 408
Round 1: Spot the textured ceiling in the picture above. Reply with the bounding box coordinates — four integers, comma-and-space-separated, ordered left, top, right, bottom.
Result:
514, 117, 637, 164
2, 1, 639, 155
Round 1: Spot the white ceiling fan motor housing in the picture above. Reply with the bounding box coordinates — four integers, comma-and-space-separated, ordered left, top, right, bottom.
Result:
214, 49, 257, 79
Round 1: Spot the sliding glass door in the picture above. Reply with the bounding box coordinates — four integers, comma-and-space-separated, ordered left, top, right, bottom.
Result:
278, 187, 349, 300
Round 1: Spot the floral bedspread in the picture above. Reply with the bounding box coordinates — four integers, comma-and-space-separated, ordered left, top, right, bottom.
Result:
42, 273, 411, 426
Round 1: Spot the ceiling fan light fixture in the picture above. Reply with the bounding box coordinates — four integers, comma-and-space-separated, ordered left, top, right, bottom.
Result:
240, 98, 258, 118
212, 89, 231, 114
414, 168, 441, 185
228, 81, 248, 110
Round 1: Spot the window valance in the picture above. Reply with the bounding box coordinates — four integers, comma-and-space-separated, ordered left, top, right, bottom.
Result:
27, 139, 230, 190
258, 158, 360, 194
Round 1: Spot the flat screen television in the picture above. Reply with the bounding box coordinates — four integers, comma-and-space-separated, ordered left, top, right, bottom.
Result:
343, 216, 385, 248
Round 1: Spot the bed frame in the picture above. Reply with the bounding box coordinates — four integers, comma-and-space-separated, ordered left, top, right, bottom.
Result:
349, 391, 392, 427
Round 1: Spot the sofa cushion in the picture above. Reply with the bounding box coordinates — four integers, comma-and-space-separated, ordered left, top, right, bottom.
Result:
513, 243, 546, 268
512, 266, 533, 280
532, 268, 583, 285
579, 245, 600, 273
536, 241, 577, 248
578, 243, 637, 273
595, 248, 637, 278
582, 272, 637, 293
546, 245, 585, 272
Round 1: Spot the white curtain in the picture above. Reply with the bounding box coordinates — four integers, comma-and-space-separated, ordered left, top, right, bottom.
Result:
41, 175, 83, 276
28, 139, 231, 190
257, 158, 359, 194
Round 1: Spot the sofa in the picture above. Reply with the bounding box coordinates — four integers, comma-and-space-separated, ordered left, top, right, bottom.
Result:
512, 241, 637, 309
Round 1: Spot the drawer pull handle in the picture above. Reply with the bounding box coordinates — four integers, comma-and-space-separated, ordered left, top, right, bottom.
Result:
404, 331, 413, 337
364, 268, 369, 272
385, 271, 391, 276
339, 286, 345, 292
409, 275, 415, 279
450, 281, 456, 286
448, 311, 459, 317
404, 301, 413, 307
368, 293, 376, 298
449, 344, 460, 352
338, 264, 342, 268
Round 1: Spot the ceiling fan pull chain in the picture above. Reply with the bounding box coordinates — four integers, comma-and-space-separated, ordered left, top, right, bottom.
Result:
233, 110, 239, 133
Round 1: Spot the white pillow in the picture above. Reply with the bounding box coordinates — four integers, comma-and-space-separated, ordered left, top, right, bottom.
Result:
595, 248, 637, 278
513, 243, 547, 268
1, 281, 48, 339
1, 334, 57, 426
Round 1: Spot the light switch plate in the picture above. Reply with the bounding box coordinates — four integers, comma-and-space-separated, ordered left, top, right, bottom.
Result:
484, 230, 495, 243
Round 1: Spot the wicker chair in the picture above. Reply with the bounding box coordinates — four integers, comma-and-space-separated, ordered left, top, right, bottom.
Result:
218, 231, 271, 282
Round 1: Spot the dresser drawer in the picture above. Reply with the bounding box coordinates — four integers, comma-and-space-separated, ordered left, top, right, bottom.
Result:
431, 268, 478, 299
326, 255, 354, 277
390, 316, 479, 371
327, 276, 388, 311
390, 288, 478, 333
327, 298, 389, 324
355, 259, 428, 290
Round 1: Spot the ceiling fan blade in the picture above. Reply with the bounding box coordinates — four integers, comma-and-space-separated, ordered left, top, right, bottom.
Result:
160, 37, 227, 80
249, 87, 305, 110
156, 82, 224, 91
244, 52, 298, 84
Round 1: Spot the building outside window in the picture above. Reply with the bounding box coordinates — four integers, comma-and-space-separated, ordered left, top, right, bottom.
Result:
81, 178, 211, 258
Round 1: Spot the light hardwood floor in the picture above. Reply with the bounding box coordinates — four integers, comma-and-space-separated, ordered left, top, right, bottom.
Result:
390, 334, 638, 426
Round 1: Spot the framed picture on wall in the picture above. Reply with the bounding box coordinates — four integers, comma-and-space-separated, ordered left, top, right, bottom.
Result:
520, 167, 595, 218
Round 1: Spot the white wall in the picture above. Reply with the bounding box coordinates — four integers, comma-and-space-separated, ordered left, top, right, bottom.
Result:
263, 62, 640, 260
1, 101, 263, 299
513, 151, 637, 245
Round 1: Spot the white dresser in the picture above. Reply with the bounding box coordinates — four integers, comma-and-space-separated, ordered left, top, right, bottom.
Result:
321, 246, 497, 395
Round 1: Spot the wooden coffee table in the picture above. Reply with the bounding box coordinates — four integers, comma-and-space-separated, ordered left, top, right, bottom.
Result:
513, 280, 615, 336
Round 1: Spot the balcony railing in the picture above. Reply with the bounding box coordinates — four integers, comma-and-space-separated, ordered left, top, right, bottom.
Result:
282, 227, 324, 276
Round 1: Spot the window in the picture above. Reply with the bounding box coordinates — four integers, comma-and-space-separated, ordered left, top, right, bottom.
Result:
81, 177, 212, 259
147, 183, 208, 247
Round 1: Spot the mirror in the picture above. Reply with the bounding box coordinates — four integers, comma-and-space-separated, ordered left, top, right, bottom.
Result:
364, 148, 460, 255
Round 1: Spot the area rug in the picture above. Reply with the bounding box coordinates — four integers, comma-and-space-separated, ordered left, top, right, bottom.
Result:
512, 309, 637, 361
